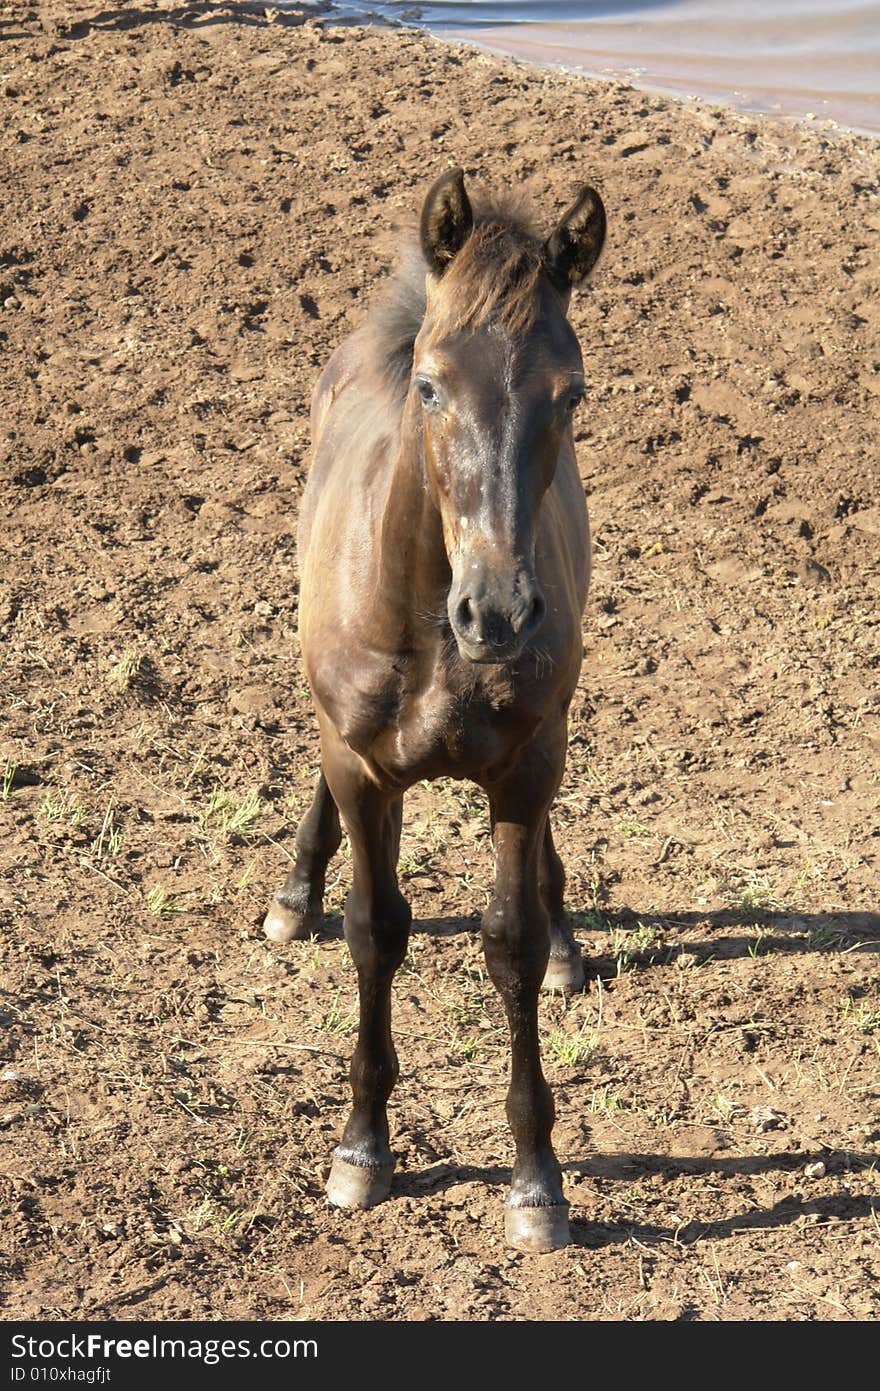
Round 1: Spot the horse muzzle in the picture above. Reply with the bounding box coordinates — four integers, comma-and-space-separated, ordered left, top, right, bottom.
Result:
448, 568, 546, 664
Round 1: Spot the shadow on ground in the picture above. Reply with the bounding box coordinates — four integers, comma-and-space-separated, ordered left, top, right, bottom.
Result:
326, 906, 880, 962
392, 1151, 879, 1250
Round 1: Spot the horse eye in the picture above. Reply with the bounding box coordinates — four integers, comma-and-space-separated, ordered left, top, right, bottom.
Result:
416, 376, 438, 408
567, 387, 585, 412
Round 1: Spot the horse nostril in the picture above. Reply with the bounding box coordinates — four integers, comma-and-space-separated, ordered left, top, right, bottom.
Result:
455, 595, 476, 636
514, 590, 546, 638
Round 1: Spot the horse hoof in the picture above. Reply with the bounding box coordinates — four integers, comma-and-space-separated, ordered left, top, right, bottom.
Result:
326, 1155, 394, 1210
505, 1204, 570, 1253
542, 953, 585, 993
262, 896, 317, 944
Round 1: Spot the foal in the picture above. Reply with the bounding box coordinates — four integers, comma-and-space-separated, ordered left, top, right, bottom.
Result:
264, 169, 606, 1252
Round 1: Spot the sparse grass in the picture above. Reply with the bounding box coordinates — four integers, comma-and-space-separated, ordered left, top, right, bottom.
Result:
737, 875, 777, 912
92, 804, 123, 859
613, 937, 637, 975
570, 907, 608, 933
590, 1085, 627, 1116
814, 609, 835, 631
40, 790, 86, 826
612, 920, 665, 975
647, 1105, 675, 1128
234, 859, 257, 891
711, 1093, 745, 1123
108, 648, 142, 693
40, 790, 65, 822
692, 872, 723, 906
178, 1190, 266, 1238
446, 999, 480, 1030
200, 786, 262, 839
747, 926, 771, 959
844, 997, 880, 1036
809, 923, 850, 952
318, 990, 356, 1034
183, 747, 209, 790
146, 885, 182, 916
436, 974, 493, 1060
631, 920, 664, 954
616, 818, 651, 841
547, 1023, 599, 1068
1, 758, 16, 801
399, 849, 432, 878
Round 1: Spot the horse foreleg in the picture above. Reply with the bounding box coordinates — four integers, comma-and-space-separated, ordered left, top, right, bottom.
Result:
321, 745, 410, 1209
263, 770, 342, 943
483, 734, 570, 1253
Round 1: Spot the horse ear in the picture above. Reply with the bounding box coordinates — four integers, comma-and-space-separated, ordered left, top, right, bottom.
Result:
420, 168, 474, 275
542, 185, 606, 293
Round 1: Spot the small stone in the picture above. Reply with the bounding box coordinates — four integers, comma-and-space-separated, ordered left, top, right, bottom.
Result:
798, 557, 830, 587
408, 875, 439, 892
0, 1070, 41, 1100
804, 1160, 826, 1179
228, 684, 279, 717
3, 296, 20, 310
751, 1105, 784, 1133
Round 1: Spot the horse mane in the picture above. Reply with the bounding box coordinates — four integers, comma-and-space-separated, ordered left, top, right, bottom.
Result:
367, 190, 544, 399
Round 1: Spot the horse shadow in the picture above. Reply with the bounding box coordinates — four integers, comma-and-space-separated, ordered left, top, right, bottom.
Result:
399, 906, 880, 964
308, 904, 880, 965
393, 1150, 880, 1248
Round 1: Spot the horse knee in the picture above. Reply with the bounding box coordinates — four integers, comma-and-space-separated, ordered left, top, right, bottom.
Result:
344, 890, 411, 973
481, 895, 549, 990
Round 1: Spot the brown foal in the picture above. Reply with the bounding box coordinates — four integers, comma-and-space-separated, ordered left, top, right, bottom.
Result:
263, 169, 606, 1252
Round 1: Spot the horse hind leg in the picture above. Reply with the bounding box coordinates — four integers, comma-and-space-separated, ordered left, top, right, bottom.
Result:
539, 818, 585, 993
263, 771, 342, 943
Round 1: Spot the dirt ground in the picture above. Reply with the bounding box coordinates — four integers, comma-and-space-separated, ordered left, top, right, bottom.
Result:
1, 1, 879, 1322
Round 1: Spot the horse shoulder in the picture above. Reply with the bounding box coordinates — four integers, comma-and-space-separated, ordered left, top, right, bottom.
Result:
303, 622, 407, 758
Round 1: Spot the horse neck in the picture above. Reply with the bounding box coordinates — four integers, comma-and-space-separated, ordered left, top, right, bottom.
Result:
376, 409, 450, 642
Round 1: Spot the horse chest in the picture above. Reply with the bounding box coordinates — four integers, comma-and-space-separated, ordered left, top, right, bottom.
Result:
315, 652, 544, 787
